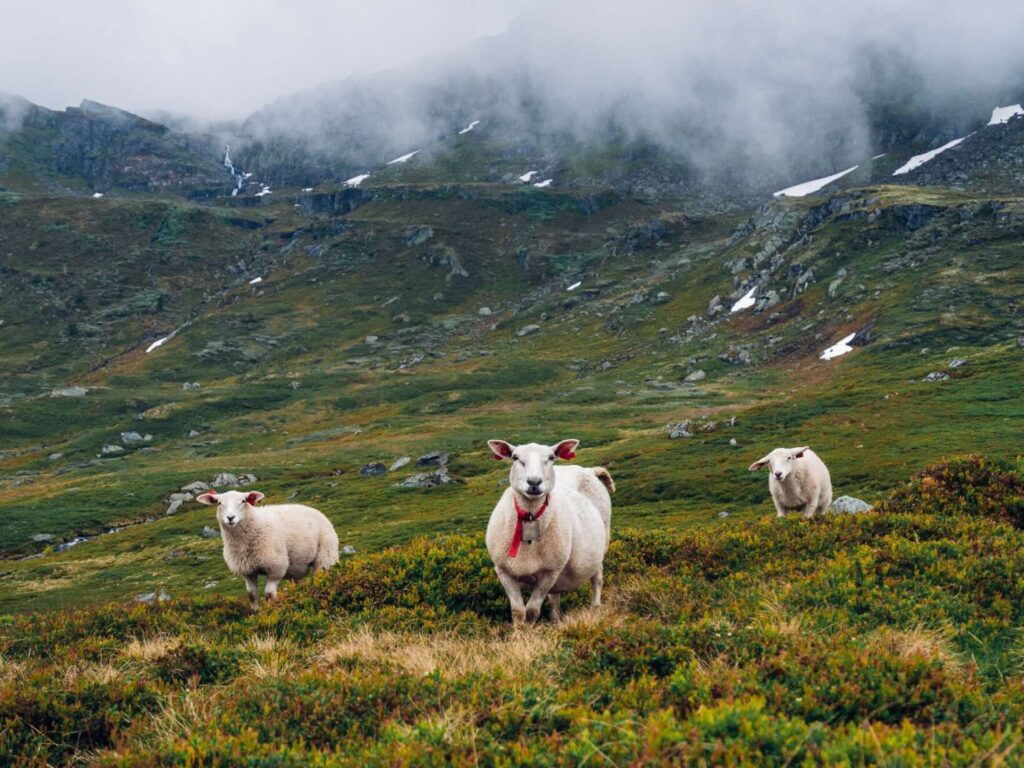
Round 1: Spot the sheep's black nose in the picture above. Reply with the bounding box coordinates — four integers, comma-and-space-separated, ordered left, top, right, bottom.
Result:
527, 476, 542, 487
774, 472, 783, 479
226, 515, 236, 522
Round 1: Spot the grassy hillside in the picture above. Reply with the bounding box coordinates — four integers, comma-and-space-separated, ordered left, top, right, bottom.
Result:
3, 456, 1024, 765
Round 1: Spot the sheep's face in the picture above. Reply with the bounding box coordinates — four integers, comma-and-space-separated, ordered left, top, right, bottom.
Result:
195, 489, 265, 527
488, 439, 579, 500
749, 447, 809, 482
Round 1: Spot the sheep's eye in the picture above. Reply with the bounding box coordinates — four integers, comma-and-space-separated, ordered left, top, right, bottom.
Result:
512, 454, 518, 462
548, 455, 555, 462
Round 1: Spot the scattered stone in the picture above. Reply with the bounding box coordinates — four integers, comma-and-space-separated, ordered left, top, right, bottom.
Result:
949, 358, 968, 369
478, 307, 492, 316
397, 467, 453, 488
708, 295, 723, 315
181, 481, 210, 494
365, 335, 379, 344
289, 381, 301, 390
121, 431, 148, 445
403, 225, 434, 247
102, 444, 124, 455
50, 386, 88, 397
188, 429, 201, 438
31, 533, 54, 543
923, 371, 950, 382
652, 291, 672, 304
1018, 336, 1024, 349
601, 361, 613, 370
341, 545, 357, 555
135, 589, 171, 605
201, 526, 221, 539
667, 422, 692, 439
390, 456, 411, 472
165, 492, 193, 515
829, 496, 872, 514
203, 581, 218, 589
417, 451, 449, 468
182, 382, 201, 390
729, 438, 738, 446
212, 472, 239, 487
360, 463, 387, 477
47, 453, 63, 461
54, 536, 90, 552
685, 369, 706, 382
517, 324, 541, 337
717, 511, 730, 519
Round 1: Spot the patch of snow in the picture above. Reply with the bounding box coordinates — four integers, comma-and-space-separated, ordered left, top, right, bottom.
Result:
533, 179, 553, 188
344, 173, 370, 187
773, 165, 858, 197
146, 335, 172, 353
92, 192, 104, 198
458, 120, 480, 135
730, 287, 757, 313
892, 135, 972, 175
519, 171, 539, 182
567, 281, 582, 291
302, 187, 314, 192
386, 151, 419, 165
820, 332, 856, 360
872, 153, 886, 160
255, 185, 272, 197
988, 104, 1024, 126
243, 172, 254, 179
249, 277, 263, 285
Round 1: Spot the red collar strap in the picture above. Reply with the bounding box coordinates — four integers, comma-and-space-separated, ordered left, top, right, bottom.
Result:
508, 495, 548, 558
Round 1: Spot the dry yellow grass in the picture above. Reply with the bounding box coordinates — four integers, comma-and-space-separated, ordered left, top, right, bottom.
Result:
320, 626, 560, 679
122, 635, 182, 662
239, 635, 302, 680
867, 625, 966, 678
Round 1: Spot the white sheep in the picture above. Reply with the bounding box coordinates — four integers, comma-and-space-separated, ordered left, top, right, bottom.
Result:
485, 438, 615, 626
748, 446, 832, 518
195, 489, 339, 610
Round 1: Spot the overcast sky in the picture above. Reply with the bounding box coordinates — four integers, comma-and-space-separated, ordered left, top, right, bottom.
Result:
0, 0, 526, 119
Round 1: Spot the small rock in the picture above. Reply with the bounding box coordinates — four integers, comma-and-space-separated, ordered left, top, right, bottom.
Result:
1017, 336, 1024, 349
652, 291, 671, 304
517, 324, 541, 337
390, 456, 411, 472
31, 533, 54, 543
478, 307, 492, 316
289, 381, 301, 390
708, 295, 723, 315
396, 467, 452, 488
685, 369, 706, 382
729, 438, 738, 446
949, 358, 968, 369
181, 481, 210, 493
667, 422, 692, 439
50, 386, 88, 398
201, 526, 221, 539
717, 511, 730, 519
121, 431, 146, 445
365, 335, 379, 344
203, 581, 218, 589
341, 545, 356, 555
212, 472, 239, 487
182, 382, 201, 391
601, 361, 613, 370
165, 492, 193, 515
360, 462, 388, 477
829, 496, 872, 514
134, 589, 171, 605
102, 444, 124, 455
47, 453, 63, 461
923, 371, 950, 382
417, 451, 449, 468
188, 429, 201, 438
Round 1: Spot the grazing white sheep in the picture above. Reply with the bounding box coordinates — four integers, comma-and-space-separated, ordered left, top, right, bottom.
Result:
195, 489, 339, 610
748, 446, 833, 518
485, 439, 614, 626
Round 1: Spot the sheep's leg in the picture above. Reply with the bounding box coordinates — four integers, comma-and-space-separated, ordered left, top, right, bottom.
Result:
495, 568, 527, 626
547, 593, 563, 623
772, 495, 787, 518
243, 575, 260, 612
264, 577, 282, 602
590, 568, 604, 607
802, 494, 820, 519
524, 572, 561, 625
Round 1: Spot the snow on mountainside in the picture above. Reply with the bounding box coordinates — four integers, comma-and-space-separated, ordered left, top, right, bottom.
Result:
773, 165, 859, 197
988, 104, 1024, 125
892, 136, 971, 176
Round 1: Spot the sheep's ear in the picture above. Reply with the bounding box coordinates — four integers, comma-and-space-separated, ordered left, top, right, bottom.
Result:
488, 440, 514, 461
748, 456, 771, 471
245, 491, 265, 506
195, 492, 219, 505
553, 439, 579, 461
792, 447, 809, 459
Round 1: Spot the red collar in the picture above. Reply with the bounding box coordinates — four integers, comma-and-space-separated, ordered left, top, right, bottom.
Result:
508, 495, 548, 558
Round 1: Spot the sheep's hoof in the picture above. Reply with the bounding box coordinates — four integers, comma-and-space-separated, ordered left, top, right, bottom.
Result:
525, 606, 541, 625
511, 609, 526, 627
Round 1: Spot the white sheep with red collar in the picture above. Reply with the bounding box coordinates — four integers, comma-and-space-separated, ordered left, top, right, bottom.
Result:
748, 446, 833, 518
485, 438, 615, 626
195, 489, 339, 611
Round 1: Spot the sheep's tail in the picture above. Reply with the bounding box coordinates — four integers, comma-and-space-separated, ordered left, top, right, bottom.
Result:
592, 467, 616, 495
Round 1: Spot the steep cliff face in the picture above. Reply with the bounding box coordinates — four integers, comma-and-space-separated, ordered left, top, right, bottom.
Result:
0, 97, 230, 193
